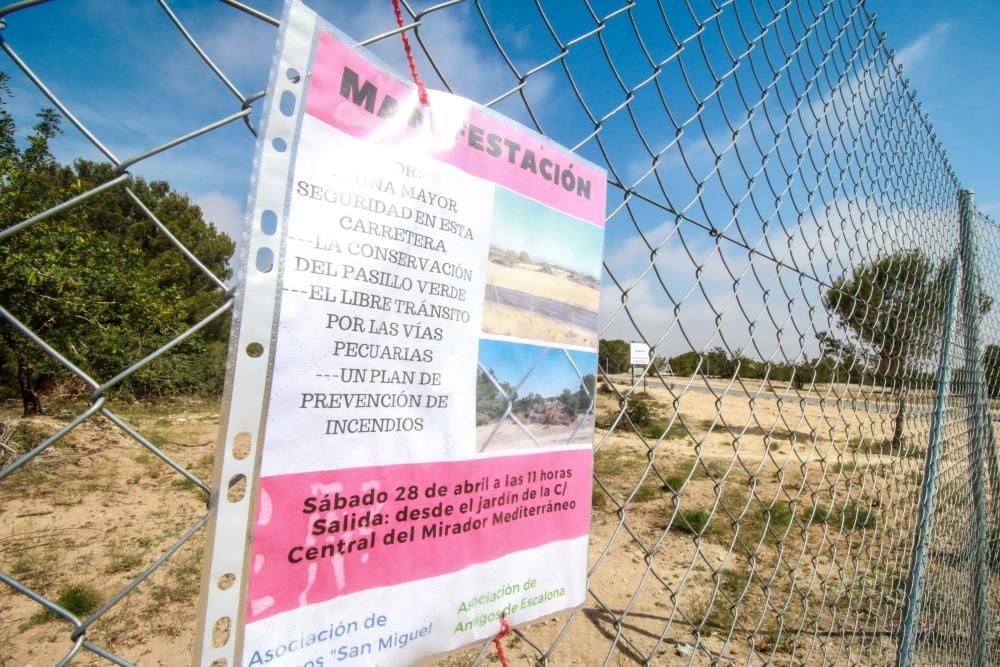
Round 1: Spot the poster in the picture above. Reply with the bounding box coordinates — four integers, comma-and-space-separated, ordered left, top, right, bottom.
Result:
196, 1, 607, 665
629, 342, 650, 367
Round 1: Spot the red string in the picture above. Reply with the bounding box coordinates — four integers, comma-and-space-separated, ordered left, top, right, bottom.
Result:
492, 615, 510, 667
390, 0, 429, 105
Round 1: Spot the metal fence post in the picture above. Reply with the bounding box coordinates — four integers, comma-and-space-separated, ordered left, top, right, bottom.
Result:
959, 189, 991, 667
897, 256, 960, 667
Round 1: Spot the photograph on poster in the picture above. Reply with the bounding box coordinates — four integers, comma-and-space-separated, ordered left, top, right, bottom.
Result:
476, 338, 597, 452
482, 188, 603, 347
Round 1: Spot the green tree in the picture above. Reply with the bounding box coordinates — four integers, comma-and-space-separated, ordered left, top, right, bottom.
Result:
668, 351, 699, 376
0, 75, 235, 413
67, 160, 235, 339
816, 330, 867, 385
823, 250, 950, 446
703, 347, 736, 378
512, 392, 544, 414
598, 339, 630, 374
557, 388, 579, 414
476, 368, 516, 425
574, 373, 595, 414
734, 355, 764, 380
651, 355, 670, 373
0, 75, 61, 412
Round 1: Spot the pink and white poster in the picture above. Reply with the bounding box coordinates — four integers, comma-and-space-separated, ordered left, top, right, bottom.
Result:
196, 1, 606, 665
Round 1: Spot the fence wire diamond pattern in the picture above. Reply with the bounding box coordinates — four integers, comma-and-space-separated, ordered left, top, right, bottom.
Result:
0, 0, 997, 665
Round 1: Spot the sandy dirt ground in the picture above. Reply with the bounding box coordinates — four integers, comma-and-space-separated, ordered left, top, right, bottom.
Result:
477, 419, 596, 452
486, 261, 599, 311
0, 378, 956, 665
0, 398, 217, 666
482, 303, 597, 348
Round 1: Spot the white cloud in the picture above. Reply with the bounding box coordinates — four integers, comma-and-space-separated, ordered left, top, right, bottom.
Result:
498, 23, 534, 53
894, 22, 950, 73
333, 1, 551, 126
622, 134, 711, 189
596, 28, 967, 363
188, 9, 278, 94
597, 194, 932, 362
195, 190, 247, 245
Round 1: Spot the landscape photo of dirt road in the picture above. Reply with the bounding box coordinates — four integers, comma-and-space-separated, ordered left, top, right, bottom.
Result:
482, 188, 603, 348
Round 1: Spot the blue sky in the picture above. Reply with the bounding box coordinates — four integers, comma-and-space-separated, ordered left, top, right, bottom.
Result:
3, 1, 996, 359
492, 187, 604, 279
868, 0, 1000, 218
479, 338, 595, 397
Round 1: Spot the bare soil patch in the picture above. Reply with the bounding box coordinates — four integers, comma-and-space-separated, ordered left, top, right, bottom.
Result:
0, 382, 933, 664
0, 398, 217, 666
482, 303, 596, 348
486, 260, 599, 310
476, 419, 595, 452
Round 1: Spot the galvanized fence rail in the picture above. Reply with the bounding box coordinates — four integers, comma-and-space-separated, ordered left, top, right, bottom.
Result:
0, 0, 997, 665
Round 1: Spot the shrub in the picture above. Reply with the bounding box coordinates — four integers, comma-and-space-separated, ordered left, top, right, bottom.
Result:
807, 505, 832, 524
640, 424, 666, 439
842, 503, 876, 530
673, 509, 712, 535
523, 399, 574, 425
30, 583, 102, 625
663, 474, 687, 493
765, 501, 794, 532
632, 483, 660, 503
625, 395, 652, 427
58, 584, 102, 616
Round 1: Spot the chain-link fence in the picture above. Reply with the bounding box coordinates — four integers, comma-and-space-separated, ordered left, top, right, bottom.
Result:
1, 0, 998, 665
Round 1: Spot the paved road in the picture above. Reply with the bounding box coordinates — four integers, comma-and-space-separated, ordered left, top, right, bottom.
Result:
485, 284, 599, 330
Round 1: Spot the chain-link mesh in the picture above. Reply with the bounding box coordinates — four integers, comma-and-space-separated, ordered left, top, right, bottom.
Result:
1, 0, 997, 665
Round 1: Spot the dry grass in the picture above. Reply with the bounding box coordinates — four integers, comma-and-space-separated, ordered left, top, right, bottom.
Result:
0, 382, 944, 665
481, 302, 597, 347
0, 397, 216, 666
486, 260, 599, 310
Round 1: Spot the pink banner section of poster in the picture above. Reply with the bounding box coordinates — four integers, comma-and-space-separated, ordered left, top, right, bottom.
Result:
248, 449, 590, 623
305, 32, 605, 227
195, 1, 607, 665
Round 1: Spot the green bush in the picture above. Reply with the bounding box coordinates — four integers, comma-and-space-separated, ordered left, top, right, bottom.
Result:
765, 501, 794, 532
663, 474, 687, 493
640, 424, 665, 439
807, 505, 832, 524
30, 583, 102, 625
124, 339, 229, 397
625, 395, 653, 427
57, 584, 102, 616
842, 503, 876, 530
632, 483, 660, 503
673, 509, 712, 535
